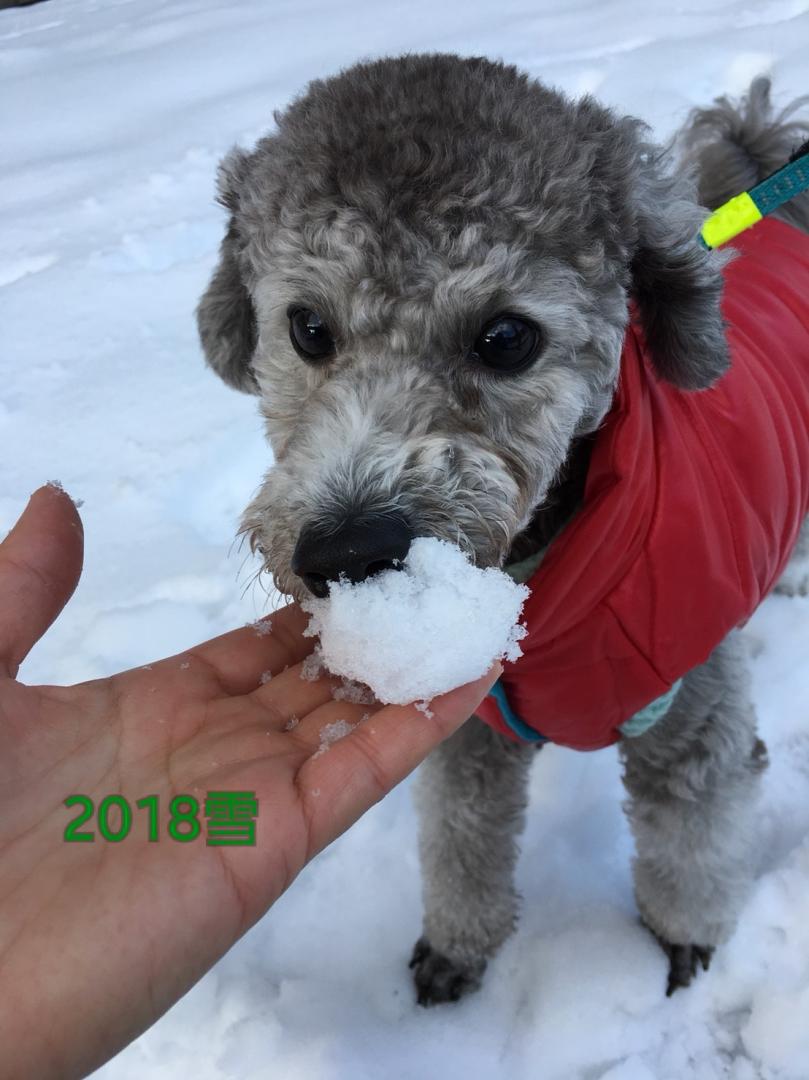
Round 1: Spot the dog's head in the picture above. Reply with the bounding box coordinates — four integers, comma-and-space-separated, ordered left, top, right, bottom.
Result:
197, 54, 728, 600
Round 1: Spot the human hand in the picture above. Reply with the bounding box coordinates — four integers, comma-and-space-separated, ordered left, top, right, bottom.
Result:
0, 486, 499, 1079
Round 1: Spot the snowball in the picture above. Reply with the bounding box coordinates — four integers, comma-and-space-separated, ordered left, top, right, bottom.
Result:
301, 537, 528, 705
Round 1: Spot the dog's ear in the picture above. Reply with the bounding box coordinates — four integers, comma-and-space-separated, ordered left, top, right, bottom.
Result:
196, 150, 259, 394
625, 132, 731, 390
582, 104, 731, 391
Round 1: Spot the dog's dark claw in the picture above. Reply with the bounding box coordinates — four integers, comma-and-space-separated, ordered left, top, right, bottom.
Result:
409, 936, 485, 1006
408, 937, 431, 970
659, 940, 715, 996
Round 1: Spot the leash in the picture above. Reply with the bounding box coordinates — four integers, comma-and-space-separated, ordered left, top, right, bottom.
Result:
699, 137, 809, 249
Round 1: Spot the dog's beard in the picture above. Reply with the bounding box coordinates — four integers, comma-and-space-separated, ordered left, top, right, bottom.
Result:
241, 352, 607, 601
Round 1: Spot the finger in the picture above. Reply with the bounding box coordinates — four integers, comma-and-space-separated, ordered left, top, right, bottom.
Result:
299, 663, 502, 854
0, 484, 84, 678
283, 698, 373, 747
245, 662, 347, 728
187, 602, 317, 696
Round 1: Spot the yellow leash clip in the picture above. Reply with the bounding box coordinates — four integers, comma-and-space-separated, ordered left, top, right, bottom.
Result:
698, 139, 809, 249
700, 192, 763, 249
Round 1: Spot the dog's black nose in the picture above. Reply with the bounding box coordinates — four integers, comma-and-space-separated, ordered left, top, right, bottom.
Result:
292, 516, 413, 598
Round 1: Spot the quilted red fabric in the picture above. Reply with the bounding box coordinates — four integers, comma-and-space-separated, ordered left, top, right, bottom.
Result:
477, 218, 809, 750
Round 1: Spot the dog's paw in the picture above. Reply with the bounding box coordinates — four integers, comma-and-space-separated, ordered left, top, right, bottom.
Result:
409, 936, 486, 1006
656, 937, 715, 996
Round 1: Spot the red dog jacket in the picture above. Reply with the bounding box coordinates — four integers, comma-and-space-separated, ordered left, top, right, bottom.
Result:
477, 218, 809, 750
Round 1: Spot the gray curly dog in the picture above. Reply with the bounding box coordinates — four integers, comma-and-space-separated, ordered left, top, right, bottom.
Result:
197, 55, 809, 1003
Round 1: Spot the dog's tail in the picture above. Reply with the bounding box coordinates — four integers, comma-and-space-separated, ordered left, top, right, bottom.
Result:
676, 76, 809, 232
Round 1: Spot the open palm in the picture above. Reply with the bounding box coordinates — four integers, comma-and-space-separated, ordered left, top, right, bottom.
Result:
0, 486, 497, 1079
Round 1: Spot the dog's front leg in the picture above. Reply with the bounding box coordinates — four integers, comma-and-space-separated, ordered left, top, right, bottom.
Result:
620, 633, 767, 995
410, 714, 534, 1005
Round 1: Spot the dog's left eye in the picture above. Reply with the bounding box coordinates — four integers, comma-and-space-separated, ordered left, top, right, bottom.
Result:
469, 315, 542, 374
287, 306, 336, 361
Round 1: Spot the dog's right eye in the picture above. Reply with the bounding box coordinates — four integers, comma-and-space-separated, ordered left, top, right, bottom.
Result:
469, 315, 543, 374
287, 306, 336, 362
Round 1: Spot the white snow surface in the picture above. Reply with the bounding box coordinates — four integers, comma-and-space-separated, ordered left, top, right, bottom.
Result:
303, 538, 528, 704
2, 1, 809, 1077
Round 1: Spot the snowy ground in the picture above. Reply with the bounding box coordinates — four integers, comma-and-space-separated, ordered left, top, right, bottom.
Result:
3, 0, 809, 1077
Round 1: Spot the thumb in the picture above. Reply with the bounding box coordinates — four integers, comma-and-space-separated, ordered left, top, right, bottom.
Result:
0, 484, 84, 678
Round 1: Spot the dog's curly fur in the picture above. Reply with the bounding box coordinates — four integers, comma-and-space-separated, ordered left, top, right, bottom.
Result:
197, 59, 809, 1002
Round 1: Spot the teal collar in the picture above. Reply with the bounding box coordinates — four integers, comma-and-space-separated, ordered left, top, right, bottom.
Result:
748, 138, 809, 217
